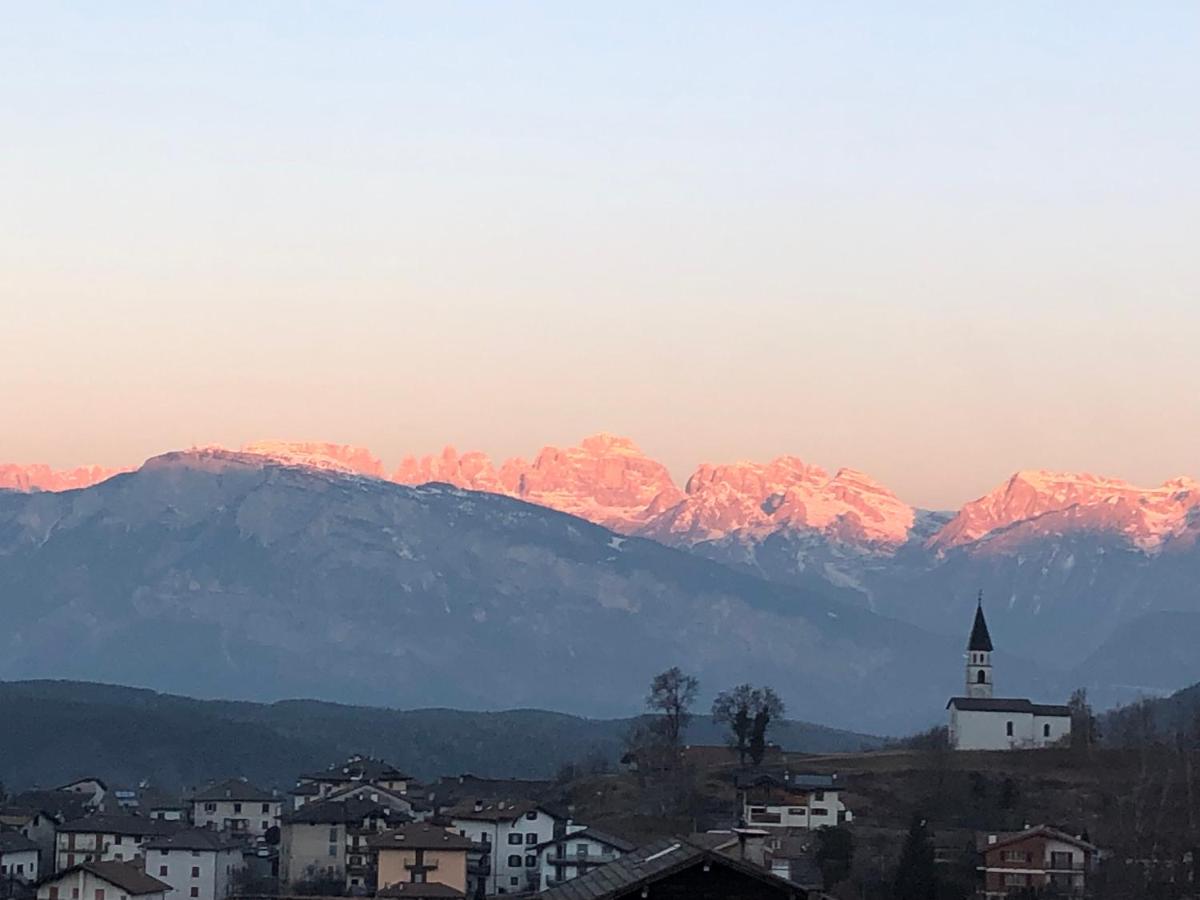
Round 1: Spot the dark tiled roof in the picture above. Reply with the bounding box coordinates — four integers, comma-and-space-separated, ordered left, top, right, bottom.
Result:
368, 824, 475, 852
192, 778, 277, 803
0, 830, 39, 853
9, 790, 91, 822
536, 828, 635, 853
45, 861, 170, 896
442, 799, 539, 823
301, 756, 411, 784
144, 829, 242, 852
968, 602, 993, 652
376, 883, 465, 899
535, 838, 807, 900
57, 814, 177, 836
290, 783, 321, 796
947, 697, 1070, 716
980, 825, 1097, 854
282, 798, 398, 826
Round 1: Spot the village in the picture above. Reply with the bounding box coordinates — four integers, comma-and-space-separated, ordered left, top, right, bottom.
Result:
1, 607, 1192, 900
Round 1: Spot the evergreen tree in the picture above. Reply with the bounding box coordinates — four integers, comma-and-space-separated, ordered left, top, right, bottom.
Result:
893, 815, 937, 900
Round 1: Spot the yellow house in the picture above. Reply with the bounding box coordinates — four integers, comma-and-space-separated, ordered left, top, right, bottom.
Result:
370, 824, 475, 897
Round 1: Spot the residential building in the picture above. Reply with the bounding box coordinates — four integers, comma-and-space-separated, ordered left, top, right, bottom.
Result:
1, 831, 41, 885
190, 781, 280, 840
279, 798, 399, 892
295, 757, 411, 802
765, 836, 824, 891
740, 774, 851, 830
534, 837, 812, 900
444, 800, 567, 895
978, 826, 1098, 898
35, 861, 169, 900
55, 816, 177, 873
947, 601, 1071, 750
54, 783, 107, 813
142, 830, 244, 900
369, 823, 474, 896
0, 808, 61, 877
535, 828, 633, 891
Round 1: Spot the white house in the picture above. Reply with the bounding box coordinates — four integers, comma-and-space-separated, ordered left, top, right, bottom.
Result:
947, 601, 1072, 751
1, 830, 41, 884
142, 829, 244, 900
37, 861, 170, 900
535, 827, 633, 891
445, 801, 566, 896
55, 815, 178, 872
740, 773, 852, 830
190, 780, 281, 840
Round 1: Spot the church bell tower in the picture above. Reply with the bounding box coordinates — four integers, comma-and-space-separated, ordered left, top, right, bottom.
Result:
966, 594, 994, 699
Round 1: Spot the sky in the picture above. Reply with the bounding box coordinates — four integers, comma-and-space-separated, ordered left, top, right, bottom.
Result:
2, 2, 1198, 509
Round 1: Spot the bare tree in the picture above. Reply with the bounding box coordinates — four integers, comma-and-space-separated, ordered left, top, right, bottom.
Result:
646, 667, 699, 749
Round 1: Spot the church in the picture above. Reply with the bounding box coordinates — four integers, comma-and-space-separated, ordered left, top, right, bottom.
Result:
946, 599, 1072, 750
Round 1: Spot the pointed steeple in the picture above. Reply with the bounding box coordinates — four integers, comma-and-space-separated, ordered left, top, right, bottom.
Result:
968, 592, 993, 652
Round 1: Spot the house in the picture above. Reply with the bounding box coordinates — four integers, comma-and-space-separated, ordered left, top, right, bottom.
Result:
136, 793, 188, 825
1, 807, 62, 877
54, 783, 107, 813
35, 861, 170, 900
977, 826, 1098, 898
1, 830, 41, 885
765, 836, 824, 891
279, 797, 400, 892
141, 829, 244, 900
323, 784, 418, 820
295, 757, 412, 802
535, 828, 634, 891
740, 774, 851, 830
533, 837, 813, 899
443, 800, 567, 896
190, 780, 280, 840
947, 601, 1071, 750
368, 823, 475, 897
55, 815, 178, 873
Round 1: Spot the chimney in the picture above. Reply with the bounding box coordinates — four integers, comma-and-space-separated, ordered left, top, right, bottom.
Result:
473, 801, 483, 813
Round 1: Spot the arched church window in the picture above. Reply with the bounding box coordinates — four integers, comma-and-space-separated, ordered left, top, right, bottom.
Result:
977, 670, 987, 684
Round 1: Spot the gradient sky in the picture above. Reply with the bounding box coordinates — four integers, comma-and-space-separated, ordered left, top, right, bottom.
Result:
3, 2, 1198, 509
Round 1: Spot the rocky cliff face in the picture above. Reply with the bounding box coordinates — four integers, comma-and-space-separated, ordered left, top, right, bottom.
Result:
0, 463, 124, 492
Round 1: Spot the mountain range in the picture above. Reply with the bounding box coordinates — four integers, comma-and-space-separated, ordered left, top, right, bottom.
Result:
4, 434, 1200, 724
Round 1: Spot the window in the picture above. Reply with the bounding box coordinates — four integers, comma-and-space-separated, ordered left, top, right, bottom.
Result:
204, 803, 216, 813
509, 877, 519, 887
233, 803, 242, 813
96, 890, 105, 900
190, 890, 199, 898
72, 887, 79, 898
114, 853, 123, 861
977, 670, 987, 684
261, 821, 268, 830
191, 867, 200, 878
1051, 851, 1073, 869
114, 836, 123, 845
525, 855, 537, 867
811, 808, 828, 817
508, 834, 523, 845
575, 844, 590, 856
49, 888, 59, 900
159, 866, 169, 877
1006, 721, 1014, 737
261, 803, 270, 814
507, 855, 522, 868
329, 828, 339, 842
480, 833, 490, 843
1044, 724, 1051, 738
328, 845, 337, 857
191, 851, 200, 858
525, 833, 538, 845
1002, 850, 1029, 863
1004, 873, 1029, 887
525, 811, 537, 820
161, 850, 169, 856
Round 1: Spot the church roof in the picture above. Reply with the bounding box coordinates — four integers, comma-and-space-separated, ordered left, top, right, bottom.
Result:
968, 601, 993, 651
947, 697, 1070, 716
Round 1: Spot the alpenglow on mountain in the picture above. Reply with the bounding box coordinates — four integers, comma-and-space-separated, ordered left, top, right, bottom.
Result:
5, 433, 1200, 709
